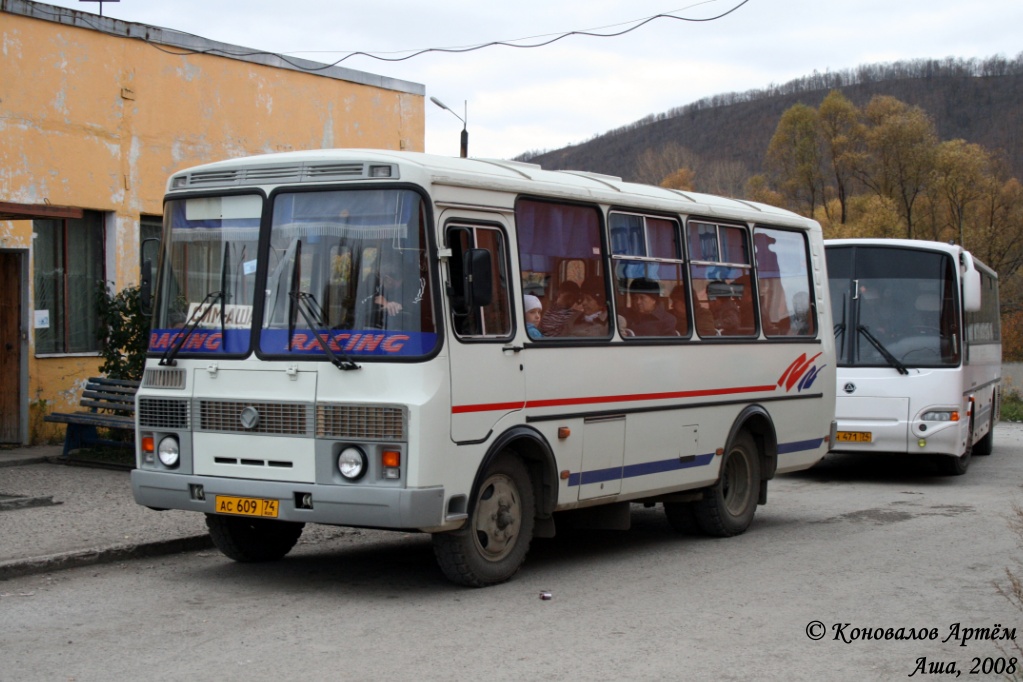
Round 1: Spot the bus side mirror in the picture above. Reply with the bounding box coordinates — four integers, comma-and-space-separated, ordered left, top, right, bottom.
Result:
139, 258, 154, 317
962, 252, 982, 312
464, 249, 493, 309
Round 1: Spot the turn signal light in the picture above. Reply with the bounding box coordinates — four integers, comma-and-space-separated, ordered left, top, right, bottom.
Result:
142, 435, 155, 453
382, 450, 401, 468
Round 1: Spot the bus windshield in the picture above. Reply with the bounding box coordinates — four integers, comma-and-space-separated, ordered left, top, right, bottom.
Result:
151, 194, 263, 356
827, 245, 961, 368
149, 188, 437, 359
260, 189, 436, 358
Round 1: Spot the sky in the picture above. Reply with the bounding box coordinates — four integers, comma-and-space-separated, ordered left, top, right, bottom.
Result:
34, 0, 1023, 160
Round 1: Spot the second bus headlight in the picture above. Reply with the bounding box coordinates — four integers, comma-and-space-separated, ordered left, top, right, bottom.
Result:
338, 446, 368, 481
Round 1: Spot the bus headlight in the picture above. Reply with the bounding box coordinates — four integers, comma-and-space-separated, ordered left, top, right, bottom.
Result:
157, 436, 181, 468
922, 410, 959, 422
338, 446, 368, 481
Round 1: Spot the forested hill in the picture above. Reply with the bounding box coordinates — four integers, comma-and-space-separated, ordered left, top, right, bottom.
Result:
518, 56, 1023, 186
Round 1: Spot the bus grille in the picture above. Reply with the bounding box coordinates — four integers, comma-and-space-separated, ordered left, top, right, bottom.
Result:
317, 404, 407, 441
198, 400, 313, 437
138, 398, 190, 430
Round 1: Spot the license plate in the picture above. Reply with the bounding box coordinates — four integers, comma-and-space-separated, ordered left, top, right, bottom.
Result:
836, 431, 872, 443
214, 495, 279, 518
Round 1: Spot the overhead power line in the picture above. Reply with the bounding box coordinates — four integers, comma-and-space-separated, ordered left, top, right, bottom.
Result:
35, 0, 752, 71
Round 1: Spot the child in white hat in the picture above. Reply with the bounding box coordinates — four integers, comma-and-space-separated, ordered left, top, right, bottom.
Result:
524, 295, 543, 339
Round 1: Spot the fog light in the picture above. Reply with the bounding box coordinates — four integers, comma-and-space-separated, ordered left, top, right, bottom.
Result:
158, 436, 180, 468
338, 446, 367, 480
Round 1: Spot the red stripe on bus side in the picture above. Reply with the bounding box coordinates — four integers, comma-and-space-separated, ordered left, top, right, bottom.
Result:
451, 384, 777, 414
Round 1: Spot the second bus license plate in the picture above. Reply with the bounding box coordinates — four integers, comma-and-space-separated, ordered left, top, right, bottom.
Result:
836, 431, 873, 443
214, 495, 279, 518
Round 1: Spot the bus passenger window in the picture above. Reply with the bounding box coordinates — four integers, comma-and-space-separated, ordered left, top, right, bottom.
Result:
754, 227, 815, 338
516, 199, 608, 339
609, 212, 687, 339
689, 221, 756, 337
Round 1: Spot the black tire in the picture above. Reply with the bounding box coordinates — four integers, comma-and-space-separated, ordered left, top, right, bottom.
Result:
205, 514, 304, 562
663, 501, 700, 534
433, 454, 535, 587
938, 418, 973, 476
694, 432, 761, 537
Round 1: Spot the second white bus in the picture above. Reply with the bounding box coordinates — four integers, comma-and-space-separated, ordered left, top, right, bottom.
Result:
133, 149, 836, 586
825, 239, 1001, 475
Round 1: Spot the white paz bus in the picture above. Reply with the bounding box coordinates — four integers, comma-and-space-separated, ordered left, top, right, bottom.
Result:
132, 150, 836, 586
825, 239, 1001, 475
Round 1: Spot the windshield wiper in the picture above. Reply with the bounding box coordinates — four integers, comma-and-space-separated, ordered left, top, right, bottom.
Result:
289, 291, 361, 371
159, 289, 223, 367
857, 325, 909, 375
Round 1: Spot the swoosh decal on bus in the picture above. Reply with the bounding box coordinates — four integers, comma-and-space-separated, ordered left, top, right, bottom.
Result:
566, 437, 826, 487
451, 384, 777, 415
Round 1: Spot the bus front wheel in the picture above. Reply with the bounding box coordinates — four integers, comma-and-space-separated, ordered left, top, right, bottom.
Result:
205, 514, 304, 562
694, 432, 760, 537
433, 454, 535, 587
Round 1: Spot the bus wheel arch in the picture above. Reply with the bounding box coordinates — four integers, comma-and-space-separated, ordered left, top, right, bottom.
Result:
432, 427, 554, 587
727, 405, 777, 496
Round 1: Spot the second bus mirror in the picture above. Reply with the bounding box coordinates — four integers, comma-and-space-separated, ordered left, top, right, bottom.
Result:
961, 252, 982, 312
464, 249, 493, 309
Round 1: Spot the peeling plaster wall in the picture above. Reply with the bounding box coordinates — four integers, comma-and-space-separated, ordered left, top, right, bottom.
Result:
0, 8, 425, 440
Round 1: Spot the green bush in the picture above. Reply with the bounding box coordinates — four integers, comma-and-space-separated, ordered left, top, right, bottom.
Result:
1003, 390, 1023, 423
95, 282, 151, 381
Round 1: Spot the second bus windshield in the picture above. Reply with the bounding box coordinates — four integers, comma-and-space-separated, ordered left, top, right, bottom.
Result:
826, 245, 961, 368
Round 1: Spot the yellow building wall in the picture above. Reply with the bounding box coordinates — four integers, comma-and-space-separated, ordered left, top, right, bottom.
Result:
0, 9, 425, 441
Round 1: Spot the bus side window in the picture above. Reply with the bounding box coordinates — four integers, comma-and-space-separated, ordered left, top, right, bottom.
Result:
688, 221, 757, 338
754, 227, 815, 338
516, 199, 607, 339
447, 224, 512, 338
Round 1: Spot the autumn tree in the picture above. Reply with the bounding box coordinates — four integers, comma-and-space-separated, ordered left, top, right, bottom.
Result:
817, 90, 862, 224
855, 96, 938, 238
659, 168, 696, 191
766, 103, 827, 217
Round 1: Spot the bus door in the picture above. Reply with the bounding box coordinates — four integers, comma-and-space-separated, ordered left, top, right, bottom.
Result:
445, 219, 524, 442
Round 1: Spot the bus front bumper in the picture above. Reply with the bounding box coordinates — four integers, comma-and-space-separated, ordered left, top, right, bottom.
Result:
131, 470, 452, 531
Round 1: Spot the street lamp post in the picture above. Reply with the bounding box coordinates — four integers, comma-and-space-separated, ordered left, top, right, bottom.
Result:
430, 97, 468, 158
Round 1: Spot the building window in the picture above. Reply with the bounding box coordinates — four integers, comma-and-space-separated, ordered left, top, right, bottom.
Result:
33, 211, 105, 354
140, 214, 162, 267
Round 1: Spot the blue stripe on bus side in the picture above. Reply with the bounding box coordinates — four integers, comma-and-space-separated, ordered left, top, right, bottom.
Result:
566, 437, 825, 487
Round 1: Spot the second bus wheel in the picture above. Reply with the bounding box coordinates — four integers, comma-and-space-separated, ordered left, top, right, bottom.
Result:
205, 514, 305, 562
694, 431, 760, 537
433, 453, 536, 587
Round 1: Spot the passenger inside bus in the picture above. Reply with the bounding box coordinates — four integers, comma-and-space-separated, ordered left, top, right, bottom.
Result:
539, 280, 581, 336
625, 278, 677, 336
668, 283, 690, 336
524, 294, 544, 339
566, 282, 609, 336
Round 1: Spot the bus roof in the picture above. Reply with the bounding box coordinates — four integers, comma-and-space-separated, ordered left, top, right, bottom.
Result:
167, 149, 816, 229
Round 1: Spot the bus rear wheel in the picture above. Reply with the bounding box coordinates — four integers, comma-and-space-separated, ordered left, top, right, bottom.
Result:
433, 454, 535, 587
205, 514, 304, 562
694, 432, 760, 537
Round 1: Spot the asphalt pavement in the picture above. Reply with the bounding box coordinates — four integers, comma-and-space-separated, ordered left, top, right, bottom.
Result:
0, 445, 212, 581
